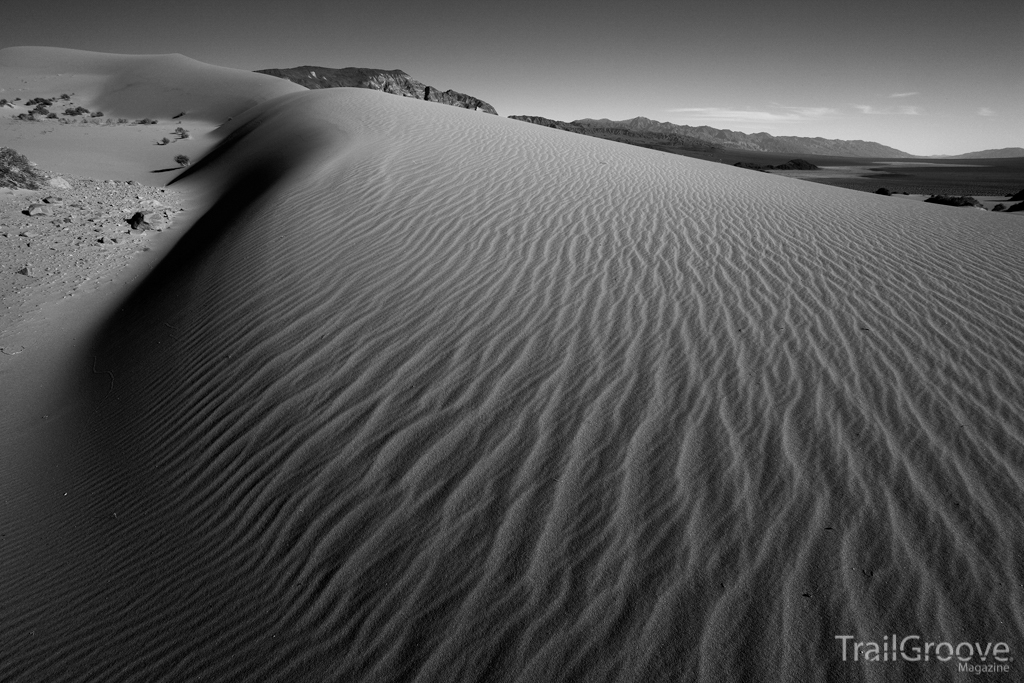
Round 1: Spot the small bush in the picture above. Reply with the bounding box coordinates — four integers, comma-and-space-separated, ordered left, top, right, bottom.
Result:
0, 99, 9, 107
91, 111, 104, 117
174, 154, 191, 167
47, 113, 57, 119
0, 147, 46, 189
60, 94, 70, 101
117, 118, 128, 124
159, 137, 170, 145
64, 106, 89, 116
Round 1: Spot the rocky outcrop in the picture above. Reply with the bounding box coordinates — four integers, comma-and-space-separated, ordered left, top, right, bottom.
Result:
256, 66, 498, 115
1009, 188, 1024, 201
509, 115, 718, 153
571, 116, 913, 158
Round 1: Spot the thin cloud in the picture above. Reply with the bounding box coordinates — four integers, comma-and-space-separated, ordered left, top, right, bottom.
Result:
889, 92, 919, 98
855, 104, 921, 115
669, 105, 837, 124
977, 107, 996, 117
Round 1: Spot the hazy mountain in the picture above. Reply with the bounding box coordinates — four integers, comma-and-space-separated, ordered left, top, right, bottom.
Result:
509, 115, 717, 153
257, 66, 498, 115
930, 148, 1024, 159
571, 116, 913, 158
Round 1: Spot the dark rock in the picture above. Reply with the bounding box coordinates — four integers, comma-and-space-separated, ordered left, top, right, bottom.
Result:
874, 188, 892, 196
1006, 202, 1024, 213
1010, 189, 1024, 201
42, 196, 63, 204
993, 204, 1006, 212
771, 159, 819, 170
923, 195, 982, 208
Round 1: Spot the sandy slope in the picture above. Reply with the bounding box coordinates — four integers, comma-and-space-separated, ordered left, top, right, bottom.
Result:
2, 54, 1024, 682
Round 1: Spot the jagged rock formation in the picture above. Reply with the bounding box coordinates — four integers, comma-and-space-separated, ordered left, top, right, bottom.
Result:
508, 115, 717, 153
256, 66, 497, 115
569, 116, 913, 158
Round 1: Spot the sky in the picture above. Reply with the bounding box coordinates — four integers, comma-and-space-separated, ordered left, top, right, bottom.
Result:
1, 0, 1021, 156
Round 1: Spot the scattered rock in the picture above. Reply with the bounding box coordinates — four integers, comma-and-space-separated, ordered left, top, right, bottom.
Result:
42, 196, 64, 204
18, 230, 40, 237
47, 176, 72, 189
16, 265, 40, 277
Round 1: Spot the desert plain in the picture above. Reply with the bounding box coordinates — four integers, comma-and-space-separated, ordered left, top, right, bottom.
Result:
1, 46, 1023, 683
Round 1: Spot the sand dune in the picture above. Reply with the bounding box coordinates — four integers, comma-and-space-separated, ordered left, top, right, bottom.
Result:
2, 52, 1023, 682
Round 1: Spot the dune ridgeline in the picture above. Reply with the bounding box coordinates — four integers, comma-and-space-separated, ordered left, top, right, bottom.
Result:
1, 47, 1023, 682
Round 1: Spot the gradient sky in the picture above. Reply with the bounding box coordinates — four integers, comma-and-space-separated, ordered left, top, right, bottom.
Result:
2, 0, 1021, 155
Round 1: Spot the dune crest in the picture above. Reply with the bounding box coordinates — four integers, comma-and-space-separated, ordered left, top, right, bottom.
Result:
1, 54, 1023, 682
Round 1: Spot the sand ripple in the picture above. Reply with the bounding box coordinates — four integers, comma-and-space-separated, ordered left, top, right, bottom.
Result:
2, 89, 1023, 682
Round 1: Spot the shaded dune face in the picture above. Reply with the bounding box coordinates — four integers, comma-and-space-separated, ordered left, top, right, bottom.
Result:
8, 88, 1024, 681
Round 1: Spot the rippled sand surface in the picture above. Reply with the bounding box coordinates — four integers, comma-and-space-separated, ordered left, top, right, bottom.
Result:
2, 82, 1023, 682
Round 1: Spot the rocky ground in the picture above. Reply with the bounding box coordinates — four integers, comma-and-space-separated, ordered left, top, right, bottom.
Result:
0, 171, 187, 350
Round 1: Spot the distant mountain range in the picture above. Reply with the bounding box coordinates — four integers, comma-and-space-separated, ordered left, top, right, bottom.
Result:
257, 66, 498, 115
513, 115, 915, 158
508, 115, 719, 153
929, 148, 1024, 159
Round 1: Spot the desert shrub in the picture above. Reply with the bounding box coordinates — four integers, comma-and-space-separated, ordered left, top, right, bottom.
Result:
64, 106, 89, 116
172, 111, 186, 118
26, 97, 53, 106
60, 94, 70, 100
0, 99, 9, 107
47, 113, 57, 119
159, 137, 170, 145
117, 118, 128, 124
32, 106, 50, 116
874, 187, 891, 196
174, 154, 191, 167
91, 111, 104, 117
0, 147, 46, 189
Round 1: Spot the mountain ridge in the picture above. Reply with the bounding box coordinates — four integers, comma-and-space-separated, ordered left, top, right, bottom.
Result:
569, 116, 914, 157
256, 66, 498, 115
